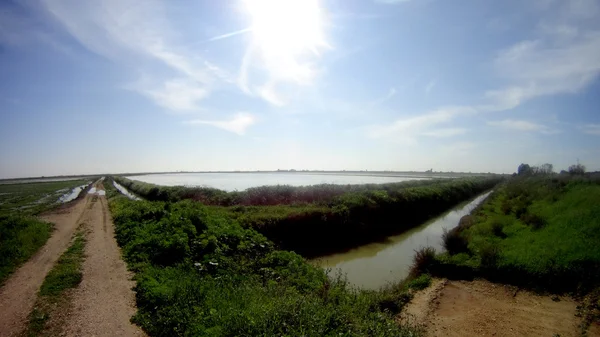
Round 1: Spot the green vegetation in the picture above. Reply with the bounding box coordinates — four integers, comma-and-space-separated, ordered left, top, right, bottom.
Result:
0, 179, 90, 215
423, 174, 600, 293
114, 175, 502, 206
0, 216, 53, 284
109, 195, 422, 336
115, 176, 502, 256
23, 230, 86, 337
0, 180, 91, 285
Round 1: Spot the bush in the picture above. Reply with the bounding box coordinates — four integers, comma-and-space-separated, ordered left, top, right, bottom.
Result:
520, 213, 546, 230
442, 228, 469, 255
410, 247, 437, 277
407, 274, 432, 290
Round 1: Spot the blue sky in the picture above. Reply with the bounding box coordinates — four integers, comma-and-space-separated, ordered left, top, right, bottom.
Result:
1, 0, 599, 178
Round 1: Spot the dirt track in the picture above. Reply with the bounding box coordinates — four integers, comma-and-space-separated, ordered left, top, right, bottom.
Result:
61, 184, 145, 336
0, 182, 145, 337
400, 278, 594, 337
0, 191, 90, 337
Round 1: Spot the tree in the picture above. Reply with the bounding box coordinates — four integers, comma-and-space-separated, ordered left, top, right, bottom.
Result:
517, 163, 532, 176
568, 163, 586, 175
539, 163, 554, 175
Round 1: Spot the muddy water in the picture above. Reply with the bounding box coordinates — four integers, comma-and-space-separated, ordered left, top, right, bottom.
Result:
311, 191, 492, 290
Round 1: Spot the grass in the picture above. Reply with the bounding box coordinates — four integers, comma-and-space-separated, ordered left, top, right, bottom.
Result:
426, 175, 600, 293
113, 176, 502, 257
23, 229, 86, 337
0, 179, 91, 216
0, 179, 92, 285
109, 195, 422, 336
0, 216, 53, 285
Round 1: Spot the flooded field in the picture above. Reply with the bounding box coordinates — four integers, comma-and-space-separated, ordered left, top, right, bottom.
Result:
312, 191, 492, 289
127, 172, 436, 191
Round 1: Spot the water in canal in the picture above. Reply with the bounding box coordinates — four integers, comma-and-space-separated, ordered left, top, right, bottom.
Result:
311, 191, 492, 290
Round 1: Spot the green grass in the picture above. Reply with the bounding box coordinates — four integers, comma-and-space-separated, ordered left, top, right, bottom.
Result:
112, 176, 502, 257
0, 216, 53, 285
109, 196, 421, 336
0, 179, 91, 216
39, 232, 86, 297
429, 175, 600, 293
0, 179, 92, 285
23, 229, 86, 337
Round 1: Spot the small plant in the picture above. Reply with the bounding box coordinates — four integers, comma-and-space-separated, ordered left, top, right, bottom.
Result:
407, 274, 432, 290
490, 221, 506, 238
520, 213, 546, 230
410, 246, 436, 277
442, 228, 469, 255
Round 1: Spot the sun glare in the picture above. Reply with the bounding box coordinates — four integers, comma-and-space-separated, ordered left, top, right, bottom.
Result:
243, 0, 328, 58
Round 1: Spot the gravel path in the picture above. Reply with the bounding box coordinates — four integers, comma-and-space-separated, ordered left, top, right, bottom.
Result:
0, 194, 90, 337
61, 183, 146, 337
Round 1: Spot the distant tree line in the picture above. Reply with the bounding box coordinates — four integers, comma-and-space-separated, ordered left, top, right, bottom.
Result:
516, 162, 586, 176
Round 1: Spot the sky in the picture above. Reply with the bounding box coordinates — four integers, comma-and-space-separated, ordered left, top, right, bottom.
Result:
1, 0, 599, 178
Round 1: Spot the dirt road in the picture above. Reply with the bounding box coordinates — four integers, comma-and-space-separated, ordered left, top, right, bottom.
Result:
0, 182, 145, 337
400, 278, 591, 337
61, 184, 145, 336
0, 192, 90, 337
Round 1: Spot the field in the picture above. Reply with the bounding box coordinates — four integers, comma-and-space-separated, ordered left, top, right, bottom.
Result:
418, 175, 600, 294
0, 179, 92, 285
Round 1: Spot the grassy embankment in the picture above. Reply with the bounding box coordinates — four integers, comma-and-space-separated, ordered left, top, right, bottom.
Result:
416, 175, 600, 293
22, 228, 86, 337
0, 180, 91, 285
114, 176, 503, 257
109, 195, 428, 336
408, 174, 600, 332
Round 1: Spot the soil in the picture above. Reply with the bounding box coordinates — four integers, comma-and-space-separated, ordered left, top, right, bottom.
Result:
400, 278, 590, 337
0, 182, 145, 337
60, 183, 145, 336
0, 193, 90, 337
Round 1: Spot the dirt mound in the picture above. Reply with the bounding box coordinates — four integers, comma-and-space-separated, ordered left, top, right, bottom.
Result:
402, 278, 585, 337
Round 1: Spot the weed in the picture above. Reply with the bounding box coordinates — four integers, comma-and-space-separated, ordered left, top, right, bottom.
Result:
410, 247, 437, 277
407, 274, 432, 290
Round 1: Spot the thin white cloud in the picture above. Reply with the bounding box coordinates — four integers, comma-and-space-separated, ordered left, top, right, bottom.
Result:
367, 106, 475, 143
207, 27, 252, 42
39, 0, 231, 112
186, 113, 256, 135
425, 79, 437, 94
487, 119, 560, 134
374, 0, 411, 3
422, 128, 467, 138
581, 124, 600, 135
370, 87, 397, 106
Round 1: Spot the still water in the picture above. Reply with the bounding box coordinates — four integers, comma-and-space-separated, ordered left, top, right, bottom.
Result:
127, 172, 433, 191
311, 191, 492, 290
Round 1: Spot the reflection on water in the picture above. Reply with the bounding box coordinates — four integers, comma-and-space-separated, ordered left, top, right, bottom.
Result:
311, 191, 492, 290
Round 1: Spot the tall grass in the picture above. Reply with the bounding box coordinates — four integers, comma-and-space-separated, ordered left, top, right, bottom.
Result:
108, 196, 421, 336
0, 216, 53, 285
430, 175, 600, 293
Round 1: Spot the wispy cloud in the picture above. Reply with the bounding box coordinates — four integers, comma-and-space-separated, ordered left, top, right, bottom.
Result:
370, 87, 397, 106
186, 113, 256, 135
207, 27, 252, 42
422, 128, 467, 138
487, 119, 560, 134
581, 124, 600, 135
40, 0, 231, 112
367, 106, 475, 143
374, 0, 411, 4
425, 79, 437, 94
